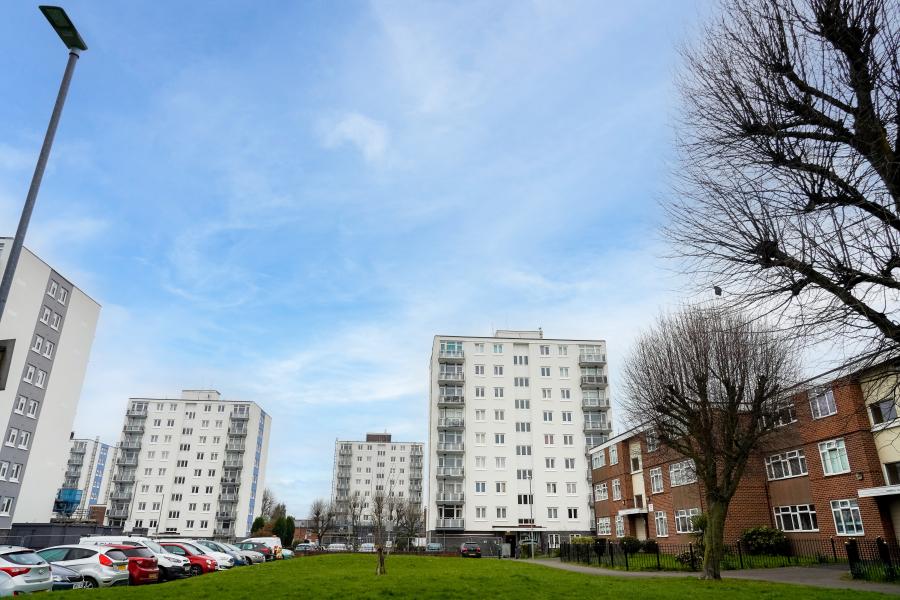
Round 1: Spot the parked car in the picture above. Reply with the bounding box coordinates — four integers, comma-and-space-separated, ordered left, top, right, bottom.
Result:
425, 543, 443, 553
459, 542, 482, 558
234, 541, 273, 562
293, 543, 315, 553
174, 539, 236, 568
0, 546, 53, 595
357, 543, 376, 553
326, 543, 348, 552
104, 544, 159, 585
239, 537, 282, 559
36, 544, 130, 588
50, 563, 86, 591
157, 542, 217, 576
223, 542, 264, 565
79, 536, 190, 580
280, 549, 294, 559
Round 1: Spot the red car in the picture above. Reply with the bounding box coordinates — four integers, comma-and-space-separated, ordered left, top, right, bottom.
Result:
103, 545, 159, 585
158, 543, 217, 576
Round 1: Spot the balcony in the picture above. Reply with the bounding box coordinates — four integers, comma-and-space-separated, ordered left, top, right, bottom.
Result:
580, 375, 608, 388
223, 459, 243, 469
219, 493, 239, 503
409, 485, 423, 493
582, 397, 609, 410
116, 456, 138, 466
228, 425, 248, 436
231, 411, 249, 421
120, 440, 141, 450
123, 424, 144, 433
584, 421, 611, 434
436, 518, 464, 529
435, 467, 464, 478
71, 445, 86, 455
437, 417, 464, 429
126, 407, 147, 418
411, 446, 423, 455
225, 443, 245, 452
112, 472, 135, 483
221, 477, 241, 487
107, 506, 130, 519
437, 442, 464, 453
435, 492, 464, 503
67, 457, 83, 467
216, 510, 237, 520
213, 526, 232, 537
437, 394, 465, 407
109, 490, 132, 501
437, 371, 464, 383
339, 448, 352, 456
578, 353, 606, 366
438, 349, 465, 363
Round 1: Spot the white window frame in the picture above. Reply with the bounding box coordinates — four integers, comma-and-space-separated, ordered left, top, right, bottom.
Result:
809, 389, 837, 419
655, 511, 669, 537
649, 467, 663, 493
831, 499, 864, 536
819, 439, 850, 475
597, 517, 611, 535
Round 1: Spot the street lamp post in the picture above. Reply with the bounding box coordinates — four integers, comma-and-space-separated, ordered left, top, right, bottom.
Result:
0, 6, 87, 323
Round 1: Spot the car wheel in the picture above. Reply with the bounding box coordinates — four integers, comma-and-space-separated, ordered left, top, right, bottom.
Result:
190, 565, 203, 576
82, 578, 98, 589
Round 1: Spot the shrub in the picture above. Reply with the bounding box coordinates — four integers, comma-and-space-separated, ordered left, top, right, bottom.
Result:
690, 513, 707, 555
642, 539, 659, 554
570, 536, 596, 545
619, 536, 642, 554
740, 526, 789, 556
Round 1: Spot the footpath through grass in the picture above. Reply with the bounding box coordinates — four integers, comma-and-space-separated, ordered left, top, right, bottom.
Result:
87, 554, 892, 600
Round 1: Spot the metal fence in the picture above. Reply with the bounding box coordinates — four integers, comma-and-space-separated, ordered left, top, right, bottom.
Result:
560, 537, 855, 573
846, 538, 900, 582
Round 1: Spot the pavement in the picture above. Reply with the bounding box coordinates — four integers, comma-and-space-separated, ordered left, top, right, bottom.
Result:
522, 558, 900, 595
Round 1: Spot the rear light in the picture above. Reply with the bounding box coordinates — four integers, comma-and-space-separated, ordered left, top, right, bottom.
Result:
0, 567, 30, 577
98, 554, 114, 567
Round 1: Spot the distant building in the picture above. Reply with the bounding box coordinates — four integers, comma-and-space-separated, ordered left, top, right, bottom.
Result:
427, 330, 611, 554
108, 390, 271, 539
0, 239, 101, 527
332, 433, 424, 539
54, 436, 115, 519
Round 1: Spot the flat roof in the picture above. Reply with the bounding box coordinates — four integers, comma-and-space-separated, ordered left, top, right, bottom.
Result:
1, 237, 101, 308
433, 334, 605, 343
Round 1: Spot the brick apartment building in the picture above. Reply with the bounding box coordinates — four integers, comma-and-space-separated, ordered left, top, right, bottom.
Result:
590, 364, 900, 544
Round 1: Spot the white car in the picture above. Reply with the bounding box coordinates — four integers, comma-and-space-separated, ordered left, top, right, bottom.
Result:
79, 536, 190, 580
326, 543, 348, 552
164, 539, 234, 570
240, 537, 283, 559
357, 543, 375, 553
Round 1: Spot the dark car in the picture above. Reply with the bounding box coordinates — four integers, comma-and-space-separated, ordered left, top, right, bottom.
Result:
459, 542, 481, 558
425, 543, 443, 553
50, 563, 86, 591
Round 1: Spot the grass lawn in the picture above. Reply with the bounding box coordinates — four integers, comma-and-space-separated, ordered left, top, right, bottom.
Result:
85, 554, 890, 599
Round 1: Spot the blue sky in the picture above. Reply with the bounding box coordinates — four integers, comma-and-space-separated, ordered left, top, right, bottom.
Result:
0, 0, 710, 515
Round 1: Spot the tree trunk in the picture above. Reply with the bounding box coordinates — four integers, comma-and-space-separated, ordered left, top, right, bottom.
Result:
701, 500, 728, 580
375, 546, 386, 576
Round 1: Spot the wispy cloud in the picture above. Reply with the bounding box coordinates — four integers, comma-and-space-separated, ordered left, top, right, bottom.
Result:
320, 112, 390, 163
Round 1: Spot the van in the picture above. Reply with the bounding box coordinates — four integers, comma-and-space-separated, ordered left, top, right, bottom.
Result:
78, 536, 190, 580
239, 537, 283, 559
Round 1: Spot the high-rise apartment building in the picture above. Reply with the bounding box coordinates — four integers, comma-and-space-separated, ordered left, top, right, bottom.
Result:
332, 433, 423, 538
108, 390, 271, 540
0, 239, 100, 527
54, 436, 115, 519
427, 330, 611, 553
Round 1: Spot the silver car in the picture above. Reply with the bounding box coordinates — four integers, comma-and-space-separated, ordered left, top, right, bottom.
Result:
222, 542, 264, 565
37, 544, 129, 588
0, 546, 52, 594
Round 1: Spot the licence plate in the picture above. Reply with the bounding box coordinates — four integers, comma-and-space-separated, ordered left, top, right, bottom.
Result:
117, 565, 127, 571
148, 574, 158, 579
72, 582, 86, 589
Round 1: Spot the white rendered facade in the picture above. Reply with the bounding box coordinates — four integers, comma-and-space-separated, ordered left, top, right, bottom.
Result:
427, 330, 611, 547
0, 239, 100, 527
332, 434, 423, 527
108, 390, 271, 540
55, 437, 115, 518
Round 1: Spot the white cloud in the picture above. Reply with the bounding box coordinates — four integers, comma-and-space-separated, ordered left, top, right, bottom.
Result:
320, 112, 390, 163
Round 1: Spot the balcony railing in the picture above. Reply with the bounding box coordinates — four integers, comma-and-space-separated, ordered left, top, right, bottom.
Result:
228, 428, 247, 437
225, 443, 245, 452
64, 469, 80, 479
216, 510, 237, 520
221, 477, 241, 486
219, 493, 239, 502
223, 459, 243, 469
435, 492, 464, 502
123, 424, 144, 433
67, 457, 83, 467
437, 372, 464, 383
435, 518, 464, 529
116, 456, 138, 466
71, 446, 86, 455
120, 440, 141, 450
109, 490, 132, 501
580, 375, 608, 387
437, 442, 464, 452
213, 527, 232, 537
112, 472, 136, 483
437, 395, 465, 407
411, 447, 423, 455
107, 506, 130, 519
438, 349, 465, 362
125, 407, 147, 418
584, 421, 611, 433
231, 411, 249, 421
435, 467, 464, 478
437, 418, 464, 429
578, 353, 606, 366
582, 397, 609, 410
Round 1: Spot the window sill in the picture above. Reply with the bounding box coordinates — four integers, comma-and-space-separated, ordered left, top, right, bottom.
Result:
871, 419, 900, 433
823, 471, 851, 477
835, 532, 863, 537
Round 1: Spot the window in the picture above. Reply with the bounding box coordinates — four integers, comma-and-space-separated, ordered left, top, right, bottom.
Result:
540, 345, 550, 356
18, 431, 30, 449
544, 434, 555, 446
567, 507, 578, 519
40, 307, 51, 324
809, 389, 837, 419
515, 421, 531, 432
0, 463, 8, 480
42, 340, 54, 358
548, 507, 558, 519
516, 445, 532, 456
559, 367, 569, 377
476, 507, 486, 519
560, 388, 571, 399
765, 401, 797, 428
609, 446, 618, 465
597, 517, 611, 535
22, 365, 35, 383
31, 335, 44, 353
597, 482, 608, 500
493, 344, 503, 354
631, 455, 642, 473
548, 534, 561, 549
495, 457, 506, 469
650, 468, 663, 493
494, 433, 505, 445
494, 409, 505, 421
514, 377, 529, 387
819, 439, 850, 475
0, 497, 12, 516
514, 399, 530, 409
563, 434, 573, 446
615, 515, 624, 537
646, 431, 659, 452
475, 386, 485, 398
765, 449, 808, 480
50, 313, 61, 330
655, 511, 669, 537
475, 409, 486, 422
774, 505, 819, 532
513, 355, 528, 365
517, 469, 533, 480
540, 367, 550, 377
669, 460, 697, 486
58, 288, 68, 304
475, 432, 486, 444
675, 508, 701, 533
475, 456, 486, 469
475, 481, 486, 493
9, 464, 20, 481
831, 499, 864, 535
474, 365, 485, 375
558, 345, 568, 356
543, 411, 553, 422
546, 482, 557, 494
566, 482, 577, 495
612, 479, 621, 500
542, 388, 551, 399
475, 343, 485, 353
870, 398, 898, 425
517, 494, 533, 505
885, 461, 900, 485
35, 370, 46, 388
494, 365, 504, 376
493, 387, 504, 398
592, 452, 606, 469
564, 458, 576, 470
47, 280, 58, 298
545, 458, 556, 469
5, 429, 17, 447
496, 507, 507, 519
14, 396, 26, 415
495, 481, 507, 494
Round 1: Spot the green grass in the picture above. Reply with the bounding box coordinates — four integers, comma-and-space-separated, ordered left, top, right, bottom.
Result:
83, 554, 890, 599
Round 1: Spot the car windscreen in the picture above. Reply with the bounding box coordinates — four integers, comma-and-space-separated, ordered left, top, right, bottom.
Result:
142, 540, 165, 554
122, 547, 154, 558
181, 543, 205, 555
4, 551, 46, 565
104, 549, 128, 561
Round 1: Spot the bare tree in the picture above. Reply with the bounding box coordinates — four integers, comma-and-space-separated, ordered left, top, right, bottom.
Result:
669, 0, 900, 360
345, 495, 364, 549
622, 306, 799, 579
371, 492, 387, 575
309, 498, 335, 546
395, 500, 424, 550
259, 488, 276, 520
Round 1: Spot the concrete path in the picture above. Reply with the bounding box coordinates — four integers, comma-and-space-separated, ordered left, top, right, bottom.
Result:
523, 558, 900, 595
